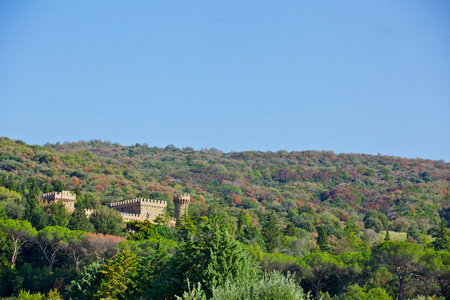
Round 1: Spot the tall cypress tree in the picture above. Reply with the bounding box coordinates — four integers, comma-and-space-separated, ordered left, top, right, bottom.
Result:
433, 219, 450, 251
24, 193, 47, 230
261, 211, 279, 252
317, 225, 329, 252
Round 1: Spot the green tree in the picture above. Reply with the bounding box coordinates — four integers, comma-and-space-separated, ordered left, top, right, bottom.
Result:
89, 207, 124, 236
66, 230, 89, 272
385, 230, 391, 242
95, 245, 140, 300
432, 219, 449, 251
422, 250, 450, 299
125, 220, 161, 241
261, 212, 280, 252
237, 209, 251, 233
283, 223, 296, 237
24, 193, 47, 230
0, 219, 37, 269
300, 252, 343, 299
45, 202, 69, 227
52, 180, 66, 192
373, 241, 425, 300
317, 225, 329, 252
68, 209, 94, 232
67, 261, 104, 300
161, 216, 259, 298
36, 226, 71, 270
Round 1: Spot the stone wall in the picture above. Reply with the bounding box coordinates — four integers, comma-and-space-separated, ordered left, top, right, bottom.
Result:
42, 191, 76, 212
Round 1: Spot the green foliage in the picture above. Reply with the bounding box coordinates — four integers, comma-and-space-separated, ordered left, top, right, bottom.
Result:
17, 290, 43, 300
125, 220, 161, 241
158, 216, 259, 299
212, 271, 310, 300
89, 206, 124, 236
24, 194, 47, 230
44, 202, 69, 227
317, 225, 329, 251
95, 245, 140, 300
66, 262, 103, 300
261, 212, 279, 252
68, 209, 94, 232
432, 219, 449, 251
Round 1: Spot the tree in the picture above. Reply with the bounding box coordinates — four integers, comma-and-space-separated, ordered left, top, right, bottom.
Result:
0, 219, 37, 269
373, 241, 425, 300
45, 202, 69, 227
300, 252, 343, 299
125, 220, 161, 241
159, 216, 259, 298
66, 261, 104, 300
68, 209, 94, 232
66, 230, 89, 272
317, 225, 329, 252
432, 219, 449, 251
37, 226, 71, 270
94, 245, 140, 299
24, 193, 47, 230
86, 233, 126, 264
52, 180, 66, 192
237, 209, 251, 232
384, 230, 391, 242
422, 250, 450, 299
283, 223, 296, 237
89, 206, 124, 236
261, 212, 280, 252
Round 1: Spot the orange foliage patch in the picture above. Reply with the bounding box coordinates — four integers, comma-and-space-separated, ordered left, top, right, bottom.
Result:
230, 194, 242, 206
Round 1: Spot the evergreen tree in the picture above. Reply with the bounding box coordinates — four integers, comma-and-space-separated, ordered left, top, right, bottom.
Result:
45, 202, 69, 227
67, 262, 103, 300
261, 211, 279, 252
385, 230, 391, 242
53, 180, 66, 192
24, 193, 47, 230
237, 209, 251, 233
283, 223, 296, 237
95, 245, 140, 299
42, 182, 53, 193
433, 219, 450, 251
317, 225, 329, 252
68, 209, 94, 232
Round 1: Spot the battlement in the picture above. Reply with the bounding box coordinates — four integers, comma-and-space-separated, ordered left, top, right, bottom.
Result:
173, 193, 190, 200
42, 191, 76, 213
42, 191, 76, 201
120, 212, 141, 218
109, 198, 167, 207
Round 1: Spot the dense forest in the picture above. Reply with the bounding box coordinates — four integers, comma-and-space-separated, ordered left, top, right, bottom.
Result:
0, 137, 449, 299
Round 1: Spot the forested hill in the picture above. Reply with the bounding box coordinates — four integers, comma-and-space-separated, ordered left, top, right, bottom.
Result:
1, 137, 449, 226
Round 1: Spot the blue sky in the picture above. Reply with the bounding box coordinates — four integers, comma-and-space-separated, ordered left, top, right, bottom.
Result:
1, 0, 449, 161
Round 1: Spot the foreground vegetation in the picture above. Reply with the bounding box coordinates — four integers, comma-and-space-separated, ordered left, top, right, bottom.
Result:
0, 138, 449, 299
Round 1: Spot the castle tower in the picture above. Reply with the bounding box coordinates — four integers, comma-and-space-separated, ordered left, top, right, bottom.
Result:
42, 191, 77, 213
173, 193, 190, 221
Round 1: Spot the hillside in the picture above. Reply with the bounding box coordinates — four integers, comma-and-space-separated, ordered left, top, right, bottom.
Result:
1, 137, 449, 227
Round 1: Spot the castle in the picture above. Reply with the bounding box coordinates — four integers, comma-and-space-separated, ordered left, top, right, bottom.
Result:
42, 191, 77, 213
42, 191, 190, 226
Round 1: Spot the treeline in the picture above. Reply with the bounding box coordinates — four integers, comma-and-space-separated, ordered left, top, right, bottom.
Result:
0, 210, 449, 299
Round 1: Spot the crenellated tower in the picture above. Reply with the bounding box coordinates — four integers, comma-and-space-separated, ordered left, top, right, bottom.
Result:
173, 193, 190, 221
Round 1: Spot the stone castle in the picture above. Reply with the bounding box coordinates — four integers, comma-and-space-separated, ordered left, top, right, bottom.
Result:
42, 191, 190, 226
42, 191, 77, 213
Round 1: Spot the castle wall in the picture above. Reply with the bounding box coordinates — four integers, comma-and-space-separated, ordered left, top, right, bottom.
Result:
109, 198, 167, 223
42, 191, 76, 213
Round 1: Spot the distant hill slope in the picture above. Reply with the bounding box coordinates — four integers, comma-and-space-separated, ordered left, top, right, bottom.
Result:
0, 137, 449, 224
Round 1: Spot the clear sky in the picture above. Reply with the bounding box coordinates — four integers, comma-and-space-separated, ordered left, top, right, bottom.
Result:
1, 0, 449, 161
